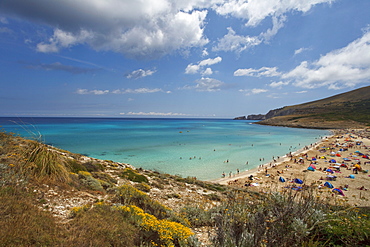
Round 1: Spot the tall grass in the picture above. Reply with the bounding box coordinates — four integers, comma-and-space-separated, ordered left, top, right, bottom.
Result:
20, 141, 71, 183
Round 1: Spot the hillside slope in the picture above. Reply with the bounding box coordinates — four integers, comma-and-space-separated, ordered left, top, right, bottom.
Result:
258, 86, 370, 129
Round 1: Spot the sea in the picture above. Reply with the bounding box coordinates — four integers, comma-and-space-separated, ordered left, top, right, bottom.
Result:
0, 117, 330, 181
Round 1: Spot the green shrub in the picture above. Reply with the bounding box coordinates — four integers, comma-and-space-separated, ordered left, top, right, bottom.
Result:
67, 159, 87, 174
119, 168, 149, 183
134, 182, 151, 192
91, 172, 117, 185
116, 184, 170, 219
83, 161, 105, 172
78, 171, 104, 191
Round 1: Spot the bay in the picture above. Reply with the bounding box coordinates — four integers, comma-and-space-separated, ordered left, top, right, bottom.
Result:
0, 117, 329, 180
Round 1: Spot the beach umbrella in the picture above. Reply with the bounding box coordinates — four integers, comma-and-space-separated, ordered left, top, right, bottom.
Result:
348, 174, 355, 179
279, 176, 286, 182
326, 168, 334, 174
332, 188, 345, 196
307, 166, 315, 171
330, 159, 336, 163
336, 153, 341, 157
312, 157, 317, 161
294, 178, 303, 184
324, 182, 334, 188
310, 164, 317, 169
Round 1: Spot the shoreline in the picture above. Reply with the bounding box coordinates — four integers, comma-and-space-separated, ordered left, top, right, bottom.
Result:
210, 133, 332, 185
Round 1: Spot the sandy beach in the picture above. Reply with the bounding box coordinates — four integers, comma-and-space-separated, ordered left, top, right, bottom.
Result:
212, 128, 370, 207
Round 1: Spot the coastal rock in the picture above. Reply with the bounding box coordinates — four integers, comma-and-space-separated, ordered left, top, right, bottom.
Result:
233, 116, 247, 120
247, 114, 266, 120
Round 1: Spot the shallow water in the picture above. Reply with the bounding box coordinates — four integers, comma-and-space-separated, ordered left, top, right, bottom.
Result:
0, 117, 329, 180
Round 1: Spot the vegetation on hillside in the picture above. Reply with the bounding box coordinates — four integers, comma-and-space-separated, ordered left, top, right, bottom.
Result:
1, 131, 369, 246
260, 86, 370, 128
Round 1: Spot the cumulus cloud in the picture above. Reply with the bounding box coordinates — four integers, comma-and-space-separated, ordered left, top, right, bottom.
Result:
213, 0, 334, 27
282, 28, 370, 89
213, 0, 333, 53
185, 56, 222, 74
121, 111, 190, 116
126, 69, 156, 79
76, 87, 170, 95
212, 27, 261, 53
1, 0, 209, 59
234, 66, 281, 77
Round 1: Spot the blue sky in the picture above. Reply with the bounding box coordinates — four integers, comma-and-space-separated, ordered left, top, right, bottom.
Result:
0, 0, 369, 118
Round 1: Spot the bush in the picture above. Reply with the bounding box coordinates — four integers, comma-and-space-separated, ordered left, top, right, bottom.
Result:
83, 161, 105, 172
134, 182, 151, 192
117, 205, 195, 247
67, 159, 87, 174
119, 168, 149, 183
116, 184, 170, 219
211, 189, 330, 247
78, 171, 104, 191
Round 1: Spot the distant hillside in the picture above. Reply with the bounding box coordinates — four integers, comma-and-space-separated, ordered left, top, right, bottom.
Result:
258, 86, 370, 129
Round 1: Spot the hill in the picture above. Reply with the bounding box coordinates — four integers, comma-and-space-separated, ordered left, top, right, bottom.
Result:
257, 86, 370, 129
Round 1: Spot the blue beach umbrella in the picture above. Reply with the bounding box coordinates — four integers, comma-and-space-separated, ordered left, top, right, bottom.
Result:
307, 166, 315, 171
294, 178, 303, 184
332, 188, 345, 196
279, 177, 286, 182
324, 182, 334, 188
326, 168, 334, 174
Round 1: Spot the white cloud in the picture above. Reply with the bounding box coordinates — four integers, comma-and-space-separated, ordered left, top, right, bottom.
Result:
2, 0, 210, 59
185, 56, 222, 74
77, 87, 169, 95
202, 48, 209, 57
126, 69, 156, 79
192, 77, 226, 92
213, 0, 333, 53
185, 64, 200, 74
294, 47, 310, 55
213, 0, 334, 27
212, 27, 261, 53
234, 67, 281, 77
121, 111, 190, 116
269, 81, 290, 88
251, 88, 268, 94
282, 29, 370, 89
239, 88, 268, 95
201, 68, 213, 76
76, 89, 109, 95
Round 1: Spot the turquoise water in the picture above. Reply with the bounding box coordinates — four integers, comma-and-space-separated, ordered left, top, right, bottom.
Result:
0, 117, 329, 180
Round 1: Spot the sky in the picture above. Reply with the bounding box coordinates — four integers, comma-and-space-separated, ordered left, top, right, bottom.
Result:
0, 0, 369, 118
